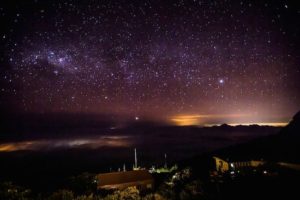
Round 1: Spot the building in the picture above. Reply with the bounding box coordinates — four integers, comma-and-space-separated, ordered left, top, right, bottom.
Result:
213, 156, 265, 173
213, 156, 229, 173
96, 170, 154, 190
231, 160, 264, 169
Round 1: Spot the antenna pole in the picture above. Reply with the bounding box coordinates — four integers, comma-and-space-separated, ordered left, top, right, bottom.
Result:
134, 148, 137, 168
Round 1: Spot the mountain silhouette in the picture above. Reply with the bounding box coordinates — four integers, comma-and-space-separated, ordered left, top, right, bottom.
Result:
279, 110, 300, 136
214, 110, 300, 163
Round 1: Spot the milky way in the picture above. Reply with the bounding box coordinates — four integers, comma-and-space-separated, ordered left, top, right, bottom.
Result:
0, 0, 299, 124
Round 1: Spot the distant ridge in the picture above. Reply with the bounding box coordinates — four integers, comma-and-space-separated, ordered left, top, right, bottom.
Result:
214, 110, 300, 163
279, 110, 300, 136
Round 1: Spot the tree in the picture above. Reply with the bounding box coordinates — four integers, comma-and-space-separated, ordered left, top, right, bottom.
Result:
104, 187, 141, 200
69, 172, 97, 195
47, 189, 74, 200
74, 194, 102, 200
0, 182, 31, 200
142, 193, 167, 200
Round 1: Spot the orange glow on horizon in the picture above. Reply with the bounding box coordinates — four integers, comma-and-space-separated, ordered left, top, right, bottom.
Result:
170, 115, 203, 126
170, 114, 289, 127
170, 114, 251, 126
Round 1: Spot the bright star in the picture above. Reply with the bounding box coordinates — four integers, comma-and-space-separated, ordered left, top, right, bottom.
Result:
58, 58, 64, 63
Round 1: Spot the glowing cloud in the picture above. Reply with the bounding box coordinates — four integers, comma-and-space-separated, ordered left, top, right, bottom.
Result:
0, 136, 132, 152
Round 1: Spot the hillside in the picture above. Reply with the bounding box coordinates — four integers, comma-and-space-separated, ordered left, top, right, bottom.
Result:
215, 110, 300, 163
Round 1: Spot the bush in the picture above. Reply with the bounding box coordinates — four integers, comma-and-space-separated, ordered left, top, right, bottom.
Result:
0, 182, 31, 200
47, 189, 74, 200
103, 187, 141, 200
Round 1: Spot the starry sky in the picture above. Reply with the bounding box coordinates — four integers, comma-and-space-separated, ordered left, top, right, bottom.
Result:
0, 0, 299, 125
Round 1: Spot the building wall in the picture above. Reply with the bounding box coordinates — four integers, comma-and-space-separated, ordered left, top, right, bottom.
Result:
213, 156, 229, 173
233, 160, 264, 169
98, 180, 153, 190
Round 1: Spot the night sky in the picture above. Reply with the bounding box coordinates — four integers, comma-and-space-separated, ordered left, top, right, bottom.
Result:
0, 0, 299, 125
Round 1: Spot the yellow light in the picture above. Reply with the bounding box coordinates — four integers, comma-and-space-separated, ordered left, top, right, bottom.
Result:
170, 115, 202, 126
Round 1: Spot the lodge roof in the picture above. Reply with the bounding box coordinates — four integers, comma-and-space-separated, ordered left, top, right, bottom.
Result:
96, 170, 153, 187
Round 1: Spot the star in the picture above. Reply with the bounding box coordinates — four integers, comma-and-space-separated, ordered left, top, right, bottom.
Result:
58, 58, 64, 63
0, 0, 298, 124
